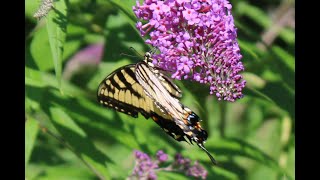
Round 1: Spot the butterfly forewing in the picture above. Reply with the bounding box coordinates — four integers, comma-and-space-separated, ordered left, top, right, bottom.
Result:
154, 68, 182, 99
135, 62, 186, 121
98, 64, 153, 118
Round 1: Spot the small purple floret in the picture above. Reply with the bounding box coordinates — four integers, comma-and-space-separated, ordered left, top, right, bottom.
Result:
156, 150, 168, 163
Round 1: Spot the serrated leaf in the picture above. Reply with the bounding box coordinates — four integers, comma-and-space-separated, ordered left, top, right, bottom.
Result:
25, 117, 39, 167
46, 0, 68, 90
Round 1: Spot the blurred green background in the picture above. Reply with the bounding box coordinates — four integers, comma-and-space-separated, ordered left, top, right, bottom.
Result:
25, 0, 295, 179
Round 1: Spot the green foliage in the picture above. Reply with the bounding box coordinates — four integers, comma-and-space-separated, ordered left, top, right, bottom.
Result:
25, 117, 39, 167
25, 0, 295, 179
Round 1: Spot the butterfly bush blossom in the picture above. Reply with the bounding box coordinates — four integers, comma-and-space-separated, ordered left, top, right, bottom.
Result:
129, 150, 207, 179
133, 0, 246, 101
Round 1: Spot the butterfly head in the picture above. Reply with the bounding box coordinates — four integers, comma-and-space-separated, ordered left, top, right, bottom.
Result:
145, 52, 151, 59
144, 52, 155, 67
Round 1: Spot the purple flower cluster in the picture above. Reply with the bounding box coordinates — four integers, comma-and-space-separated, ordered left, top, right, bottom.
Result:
129, 150, 208, 179
131, 150, 159, 180
133, 0, 246, 101
173, 154, 208, 179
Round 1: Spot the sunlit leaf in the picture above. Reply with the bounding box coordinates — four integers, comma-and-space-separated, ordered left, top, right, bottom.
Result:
25, 117, 39, 167
46, 0, 68, 89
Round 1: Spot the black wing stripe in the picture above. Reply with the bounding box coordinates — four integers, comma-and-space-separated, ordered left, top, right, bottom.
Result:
98, 64, 156, 119
109, 74, 122, 90
98, 93, 139, 118
137, 63, 160, 93
116, 69, 141, 98
149, 66, 182, 98
138, 63, 179, 101
161, 75, 182, 98
124, 67, 137, 82
136, 63, 168, 110
136, 63, 186, 118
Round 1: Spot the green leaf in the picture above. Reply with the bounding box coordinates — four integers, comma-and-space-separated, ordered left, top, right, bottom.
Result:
243, 72, 267, 89
49, 106, 111, 179
25, 117, 39, 167
87, 59, 132, 91
25, 67, 89, 98
25, 67, 46, 89
271, 46, 295, 72
46, 90, 140, 149
108, 0, 137, 24
207, 166, 239, 180
243, 86, 275, 105
46, 0, 68, 89
30, 26, 54, 71
238, 39, 260, 62
285, 145, 295, 179
26, 164, 95, 180
237, 2, 270, 28
157, 171, 189, 180
29, 24, 83, 71
50, 107, 86, 137
236, 2, 294, 44
260, 81, 294, 119
25, 0, 40, 20
279, 28, 295, 45
208, 138, 293, 179
103, 13, 148, 63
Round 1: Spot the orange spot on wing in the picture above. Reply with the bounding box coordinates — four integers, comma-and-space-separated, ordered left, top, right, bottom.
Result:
151, 115, 158, 122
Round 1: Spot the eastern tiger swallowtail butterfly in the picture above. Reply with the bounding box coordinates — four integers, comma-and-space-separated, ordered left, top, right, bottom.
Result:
97, 52, 217, 165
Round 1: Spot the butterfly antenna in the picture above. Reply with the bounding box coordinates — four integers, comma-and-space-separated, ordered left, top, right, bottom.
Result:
119, 52, 139, 58
198, 143, 218, 165
129, 47, 143, 58
149, 47, 158, 55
